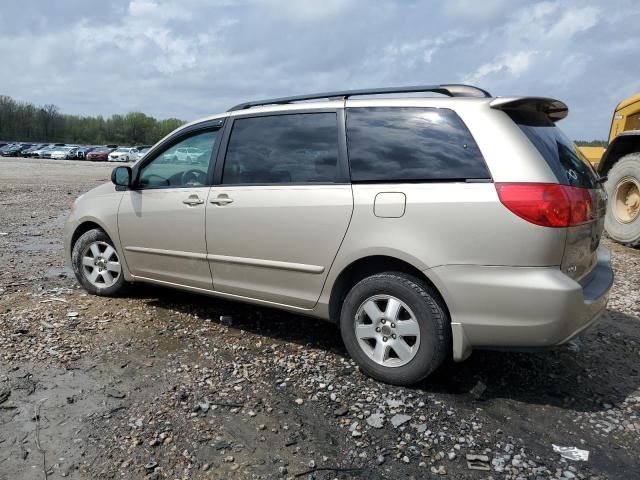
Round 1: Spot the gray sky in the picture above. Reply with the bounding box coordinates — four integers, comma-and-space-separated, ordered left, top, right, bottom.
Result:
1, 0, 638, 140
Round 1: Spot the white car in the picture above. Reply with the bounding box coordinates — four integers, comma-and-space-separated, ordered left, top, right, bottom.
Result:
108, 147, 138, 162
136, 147, 151, 161
175, 146, 205, 163
50, 146, 79, 160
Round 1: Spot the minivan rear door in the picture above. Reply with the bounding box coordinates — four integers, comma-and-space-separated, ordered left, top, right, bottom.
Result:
205, 110, 353, 309
505, 107, 607, 281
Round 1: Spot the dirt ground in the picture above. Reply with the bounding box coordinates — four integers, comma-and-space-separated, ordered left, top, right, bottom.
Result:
1, 157, 639, 480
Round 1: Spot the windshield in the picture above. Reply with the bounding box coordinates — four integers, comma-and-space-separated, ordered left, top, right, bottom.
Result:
115, 148, 129, 153
507, 110, 599, 189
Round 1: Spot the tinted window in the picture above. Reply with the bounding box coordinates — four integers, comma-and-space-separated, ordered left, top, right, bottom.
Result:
507, 109, 599, 189
346, 107, 489, 182
223, 113, 339, 184
139, 130, 218, 187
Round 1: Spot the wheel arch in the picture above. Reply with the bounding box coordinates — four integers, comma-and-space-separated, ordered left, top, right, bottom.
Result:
327, 255, 450, 325
71, 219, 115, 250
599, 133, 640, 175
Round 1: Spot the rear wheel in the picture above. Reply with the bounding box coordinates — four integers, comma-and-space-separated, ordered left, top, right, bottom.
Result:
72, 228, 127, 296
339, 272, 450, 385
604, 153, 640, 246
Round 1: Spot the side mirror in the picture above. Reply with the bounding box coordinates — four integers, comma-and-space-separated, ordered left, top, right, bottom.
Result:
111, 166, 132, 187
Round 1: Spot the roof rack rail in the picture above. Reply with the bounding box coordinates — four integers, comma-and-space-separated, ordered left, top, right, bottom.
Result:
227, 84, 492, 111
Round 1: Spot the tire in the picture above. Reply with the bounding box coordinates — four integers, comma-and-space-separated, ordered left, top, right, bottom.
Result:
604, 153, 640, 247
339, 272, 450, 386
71, 228, 127, 296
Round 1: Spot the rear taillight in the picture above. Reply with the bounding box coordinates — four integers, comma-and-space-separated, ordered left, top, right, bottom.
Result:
495, 183, 593, 228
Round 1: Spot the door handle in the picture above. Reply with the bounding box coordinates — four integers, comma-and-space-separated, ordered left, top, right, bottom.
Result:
183, 195, 204, 206
210, 196, 234, 205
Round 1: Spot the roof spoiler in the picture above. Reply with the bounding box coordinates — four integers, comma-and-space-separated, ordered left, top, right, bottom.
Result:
490, 97, 568, 122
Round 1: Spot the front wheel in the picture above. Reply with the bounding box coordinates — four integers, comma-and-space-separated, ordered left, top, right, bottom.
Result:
340, 272, 450, 386
604, 153, 640, 246
71, 228, 127, 296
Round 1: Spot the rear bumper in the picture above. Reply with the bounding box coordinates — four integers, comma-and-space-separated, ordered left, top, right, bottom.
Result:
427, 245, 613, 361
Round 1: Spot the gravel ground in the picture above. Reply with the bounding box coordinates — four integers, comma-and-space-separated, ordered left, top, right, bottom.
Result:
0, 157, 639, 480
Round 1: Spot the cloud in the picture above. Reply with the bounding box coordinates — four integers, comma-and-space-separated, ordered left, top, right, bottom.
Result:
464, 51, 538, 84
255, 0, 355, 22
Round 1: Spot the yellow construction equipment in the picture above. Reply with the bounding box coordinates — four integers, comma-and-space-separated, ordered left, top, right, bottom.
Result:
579, 93, 640, 246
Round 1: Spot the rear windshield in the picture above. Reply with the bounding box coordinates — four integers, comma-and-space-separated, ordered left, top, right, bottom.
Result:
507, 109, 599, 189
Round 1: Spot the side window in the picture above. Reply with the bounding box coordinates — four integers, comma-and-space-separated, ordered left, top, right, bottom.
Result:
139, 130, 218, 187
222, 113, 339, 184
346, 107, 490, 182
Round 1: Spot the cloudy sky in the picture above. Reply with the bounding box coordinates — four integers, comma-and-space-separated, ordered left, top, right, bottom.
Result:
1, 0, 639, 139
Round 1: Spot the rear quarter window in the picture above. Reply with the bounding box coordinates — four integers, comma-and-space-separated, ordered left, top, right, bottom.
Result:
346, 107, 490, 182
506, 109, 599, 189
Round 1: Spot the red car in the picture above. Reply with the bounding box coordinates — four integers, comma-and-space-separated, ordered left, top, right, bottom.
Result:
86, 147, 115, 161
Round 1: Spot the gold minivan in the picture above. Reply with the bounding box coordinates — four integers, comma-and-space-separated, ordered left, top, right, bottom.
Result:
65, 85, 613, 385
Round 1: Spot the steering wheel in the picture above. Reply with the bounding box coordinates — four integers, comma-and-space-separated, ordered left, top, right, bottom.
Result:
181, 169, 207, 186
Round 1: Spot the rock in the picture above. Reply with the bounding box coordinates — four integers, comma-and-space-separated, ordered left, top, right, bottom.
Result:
414, 423, 427, 433
285, 437, 297, 447
390, 414, 411, 428
563, 472, 576, 479
278, 466, 288, 474
377, 455, 385, 465
294, 398, 304, 405
224, 455, 234, 463
448, 452, 457, 460
470, 380, 487, 399
431, 465, 447, 475
466, 453, 491, 471
0, 390, 10, 405
366, 413, 385, 429
334, 406, 348, 417
105, 388, 126, 399
144, 461, 158, 471
402, 455, 410, 463
66, 311, 79, 318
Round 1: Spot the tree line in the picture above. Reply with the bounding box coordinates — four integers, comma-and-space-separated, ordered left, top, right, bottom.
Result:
0, 95, 184, 146
575, 140, 608, 147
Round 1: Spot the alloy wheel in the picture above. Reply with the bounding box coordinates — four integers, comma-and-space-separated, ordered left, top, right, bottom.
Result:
81, 241, 121, 288
354, 294, 421, 367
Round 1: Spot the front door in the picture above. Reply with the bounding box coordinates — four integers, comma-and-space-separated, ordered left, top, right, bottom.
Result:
206, 111, 353, 308
118, 127, 220, 290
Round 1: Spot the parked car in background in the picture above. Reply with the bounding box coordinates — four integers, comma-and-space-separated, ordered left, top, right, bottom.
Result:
108, 147, 138, 162
0, 143, 33, 157
76, 146, 98, 160
21, 144, 47, 157
31, 144, 55, 158
86, 147, 115, 161
38, 144, 67, 158
135, 147, 151, 161
50, 146, 79, 160
0, 143, 17, 155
